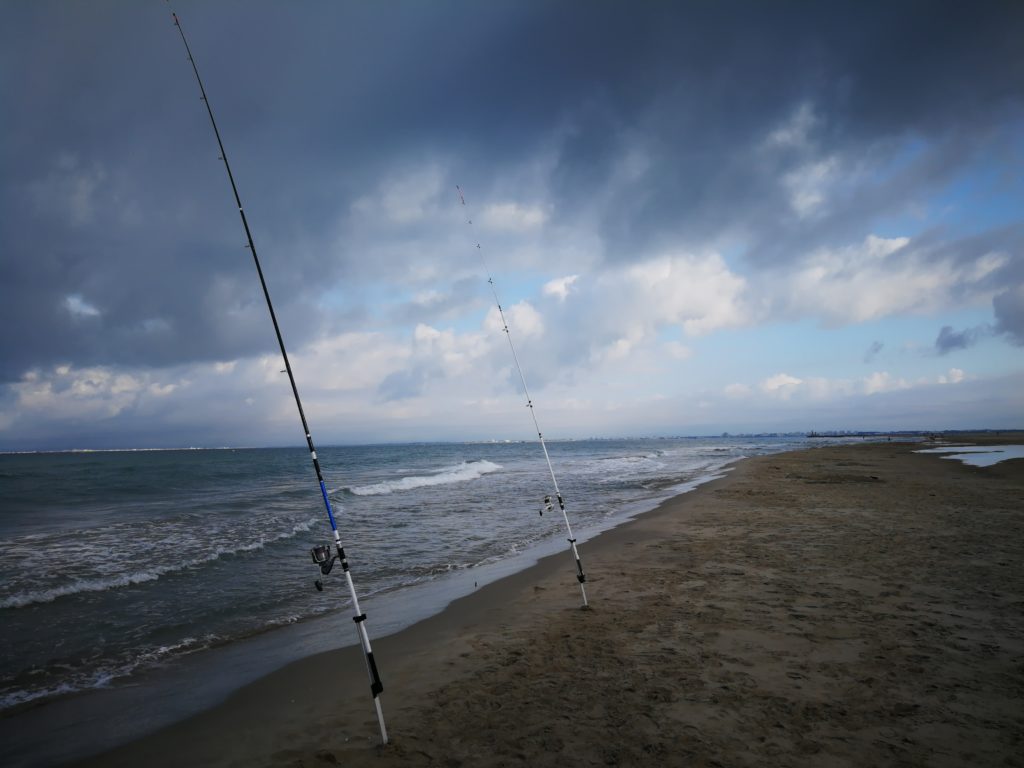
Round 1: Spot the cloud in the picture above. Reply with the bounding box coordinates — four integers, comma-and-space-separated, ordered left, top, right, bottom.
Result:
479, 202, 548, 231
765, 103, 818, 150
729, 368, 948, 407
864, 340, 884, 363
862, 371, 911, 395
377, 368, 429, 402
934, 324, 989, 355
542, 274, 578, 301
485, 301, 544, 338
937, 368, 965, 385
351, 165, 447, 225
614, 252, 747, 336
771, 234, 1011, 326
663, 341, 692, 361
65, 294, 101, 319
993, 285, 1024, 346
760, 373, 803, 399
784, 157, 839, 217
1, 2, 1023, 447
8, 363, 180, 424
724, 383, 751, 399
29, 154, 108, 226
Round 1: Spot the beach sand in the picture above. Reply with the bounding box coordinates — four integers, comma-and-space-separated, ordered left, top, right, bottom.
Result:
75, 438, 1024, 767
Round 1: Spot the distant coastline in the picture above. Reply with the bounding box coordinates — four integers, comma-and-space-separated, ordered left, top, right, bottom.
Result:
4, 428, 1022, 456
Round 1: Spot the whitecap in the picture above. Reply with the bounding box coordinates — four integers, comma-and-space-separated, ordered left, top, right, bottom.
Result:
346, 460, 502, 496
0, 517, 318, 610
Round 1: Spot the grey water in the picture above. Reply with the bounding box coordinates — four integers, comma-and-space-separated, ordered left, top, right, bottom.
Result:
0, 436, 841, 765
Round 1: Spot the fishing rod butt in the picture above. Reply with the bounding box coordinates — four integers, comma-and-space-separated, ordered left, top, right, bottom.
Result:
364, 648, 384, 697
373, 696, 389, 745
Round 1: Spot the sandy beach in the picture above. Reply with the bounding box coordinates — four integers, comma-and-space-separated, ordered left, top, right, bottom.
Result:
74, 437, 1023, 767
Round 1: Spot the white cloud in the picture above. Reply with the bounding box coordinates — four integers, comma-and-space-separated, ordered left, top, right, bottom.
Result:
292, 331, 412, 390
485, 301, 544, 338
968, 251, 1009, 281
594, 336, 637, 363
774, 234, 1004, 325
804, 376, 852, 400
149, 382, 178, 397
412, 323, 489, 376
766, 103, 817, 149
65, 294, 101, 318
728, 368, 938, 404
613, 252, 747, 337
663, 341, 692, 361
937, 367, 965, 385
724, 383, 751, 398
9, 364, 179, 421
760, 372, 803, 399
542, 274, 578, 301
784, 156, 838, 217
862, 371, 911, 395
479, 202, 548, 231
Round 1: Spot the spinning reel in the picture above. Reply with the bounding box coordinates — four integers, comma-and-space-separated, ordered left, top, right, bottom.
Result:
539, 493, 564, 516
310, 543, 338, 591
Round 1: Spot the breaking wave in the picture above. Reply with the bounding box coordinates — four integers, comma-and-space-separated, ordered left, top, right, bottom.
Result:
0, 517, 318, 610
346, 460, 502, 496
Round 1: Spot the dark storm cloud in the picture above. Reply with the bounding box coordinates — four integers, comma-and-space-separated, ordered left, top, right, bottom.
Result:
993, 286, 1024, 346
934, 325, 987, 355
2, 1, 1022, 382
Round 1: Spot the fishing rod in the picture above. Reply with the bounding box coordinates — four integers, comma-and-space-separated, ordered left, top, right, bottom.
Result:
168, 8, 387, 744
456, 186, 588, 608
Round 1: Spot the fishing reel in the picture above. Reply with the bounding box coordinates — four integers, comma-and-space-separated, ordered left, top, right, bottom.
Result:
539, 493, 565, 516
311, 544, 338, 592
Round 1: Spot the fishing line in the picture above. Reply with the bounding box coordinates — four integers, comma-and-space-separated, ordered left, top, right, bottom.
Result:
456, 186, 588, 608
167, 7, 387, 743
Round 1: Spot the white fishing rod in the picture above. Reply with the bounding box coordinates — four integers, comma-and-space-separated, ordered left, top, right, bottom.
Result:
457, 186, 588, 608
168, 7, 387, 743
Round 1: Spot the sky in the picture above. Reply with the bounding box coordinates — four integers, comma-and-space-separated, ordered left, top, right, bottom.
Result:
1, 0, 1022, 451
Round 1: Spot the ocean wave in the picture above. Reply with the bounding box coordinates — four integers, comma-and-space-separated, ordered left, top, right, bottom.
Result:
0, 632, 222, 712
346, 460, 502, 496
0, 517, 318, 610
596, 450, 666, 462
0, 681, 82, 712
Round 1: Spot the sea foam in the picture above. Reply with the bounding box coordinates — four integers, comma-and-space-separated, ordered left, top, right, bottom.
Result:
346, 460, 502, 496
0, 517, 318, 610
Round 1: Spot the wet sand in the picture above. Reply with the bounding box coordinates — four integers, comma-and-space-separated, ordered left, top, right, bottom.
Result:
76, 437, 1024, 767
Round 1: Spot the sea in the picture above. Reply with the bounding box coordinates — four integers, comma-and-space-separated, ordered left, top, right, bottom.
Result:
0, 435, 852, 765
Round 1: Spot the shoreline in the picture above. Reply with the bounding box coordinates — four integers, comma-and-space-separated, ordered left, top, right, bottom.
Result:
67, 462, 750, 768
65, 463, 746, 765
48, 436, 1024, 765
1, 443, 738, 766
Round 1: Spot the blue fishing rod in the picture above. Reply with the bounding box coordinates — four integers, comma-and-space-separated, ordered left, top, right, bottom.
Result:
168, 8, 387, 743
